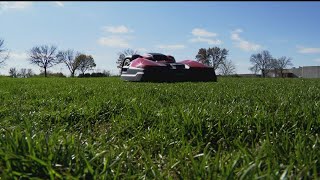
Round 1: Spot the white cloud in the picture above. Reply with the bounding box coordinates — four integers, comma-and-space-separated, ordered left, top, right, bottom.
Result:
190, 28, 222, 45
103, 25, 133, 34
232, 28, 243, 34
54, 1, 64, 7
191, 28, 217, 37
297, 46, 320, 54
98, 36, 130, 48
0, 1, 32, 10
189, 37, 222, 45
156, 44, 186, 50
235, 40, 261, 52
230, 29, 261, 51
9, 51, 28, 60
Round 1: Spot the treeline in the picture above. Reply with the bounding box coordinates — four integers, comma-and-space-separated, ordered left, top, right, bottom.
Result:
0, 39, 112, 78
8, 68, 111, 78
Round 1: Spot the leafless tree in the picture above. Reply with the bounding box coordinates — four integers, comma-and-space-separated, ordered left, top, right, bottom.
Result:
26, 69, 34, 77
116, 49, 139, 69
276, 56, 293, 77
76, 54, 96, 75
270, 58, 280, 77
57, 49, 81, 77
195, 47, 228, 70
219, 59, 236, 75
0, 39, 9, 68
249, 50, 273, 78
102, 70, 111, 77
28, 45, 60, 77
19, 68, 27, 78
9, 67, 17, 78
208, 47, 228, 70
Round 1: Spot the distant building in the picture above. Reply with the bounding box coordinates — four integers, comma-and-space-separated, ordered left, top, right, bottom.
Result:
268, 66, 320, 78
268, 69, 298, 78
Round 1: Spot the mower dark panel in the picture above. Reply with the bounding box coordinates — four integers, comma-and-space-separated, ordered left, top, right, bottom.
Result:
121, 67, 217, 82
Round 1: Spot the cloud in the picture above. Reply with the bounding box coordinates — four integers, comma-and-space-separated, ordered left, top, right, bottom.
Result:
189, 37, 222, 45
54, 1, 64, 7
230, 29, 261, 52
98, 36, 131, 48
190, 28, 222, 45
297, 46, 320, 54
103, 25, 133, 34
232, 28, 243, 34
9, 51, 28, 60
191, 28, 217, 37
0, 1, 32, 10
156, 44, 186, 50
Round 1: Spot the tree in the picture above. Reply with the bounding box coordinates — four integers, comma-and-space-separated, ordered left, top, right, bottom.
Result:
195, 47, 229, 70
19, 68, 27, 78
195, 48, 210, 66
249, 50, 273, 78
219, 59, 236, 75
270, 58, 279, 77
0, 39, 9, 68
28, 45, 60, 77
57, 49, 81, 77
26, 69, 34, 78
9, 68, 33, 78
9, 67, 17, 78
102, 70, 111, 77
116, 49, 139, 69
76, 54, 96, 75
275, 56, 293, 77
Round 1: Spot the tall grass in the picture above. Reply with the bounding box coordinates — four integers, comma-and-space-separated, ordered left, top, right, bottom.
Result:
0, 77, 320, 179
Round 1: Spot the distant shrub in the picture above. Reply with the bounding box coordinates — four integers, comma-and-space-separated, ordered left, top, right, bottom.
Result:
78, 70, 111, 78
34, 71, 66, 78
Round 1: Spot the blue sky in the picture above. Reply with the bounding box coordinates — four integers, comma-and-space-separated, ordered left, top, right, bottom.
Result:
1, 1, 320, 76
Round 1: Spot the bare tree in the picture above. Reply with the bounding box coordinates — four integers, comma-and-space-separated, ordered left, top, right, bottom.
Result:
102, 70, 111, 77
57, 49, 81, 77
28, 45, 60, 77
0, 39, 9, 68
249, 50, 273, 78
20, 68, 27, 78
76, 54, 96, 75
270, 58, 279, 77
208, 47, 228, 70
276, 56, 293, 77
9, 67, 17, 78
219, 59, 236, 75
116, 49, 139, 69
26, 68, 34, 78
195, 47, 228, 70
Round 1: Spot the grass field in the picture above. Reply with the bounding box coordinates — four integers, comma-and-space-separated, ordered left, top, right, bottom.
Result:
0, 77, 320, 179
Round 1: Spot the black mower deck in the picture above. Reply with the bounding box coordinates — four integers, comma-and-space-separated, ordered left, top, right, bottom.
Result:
121, 67, 217, 82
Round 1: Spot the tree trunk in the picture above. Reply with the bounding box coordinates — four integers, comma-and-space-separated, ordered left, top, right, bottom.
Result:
44, 67, 47, 77
262, 69, 265, 78
71, 71, 74, 77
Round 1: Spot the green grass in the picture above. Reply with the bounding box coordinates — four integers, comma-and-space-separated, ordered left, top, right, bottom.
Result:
1, 77, 320, 179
